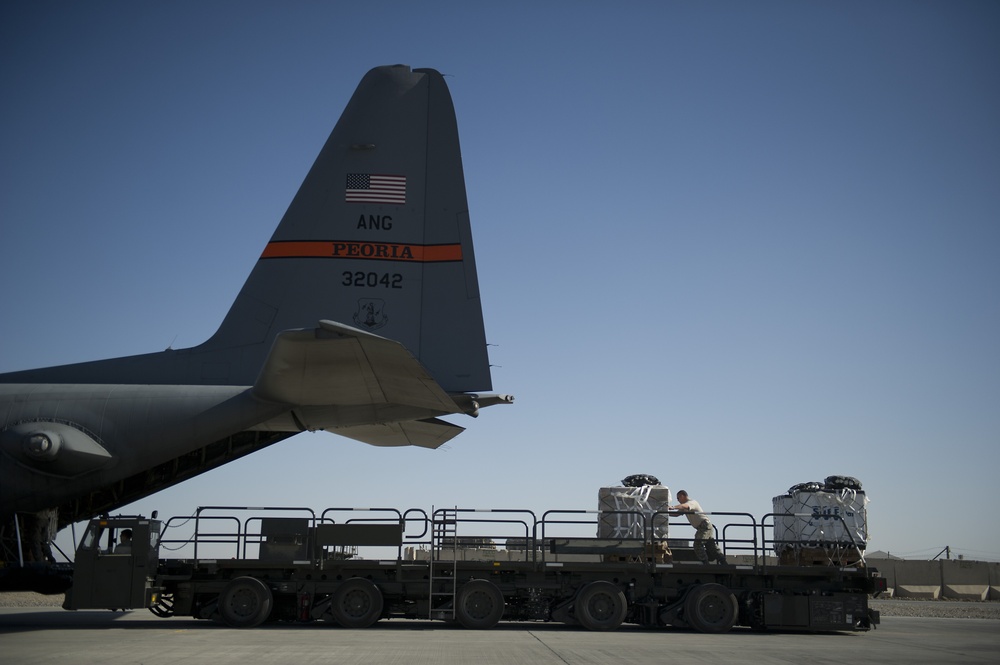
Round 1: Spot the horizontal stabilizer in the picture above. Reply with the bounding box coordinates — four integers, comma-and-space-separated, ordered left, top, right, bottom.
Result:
252, 320, 460, 415
330, 418, 464, 449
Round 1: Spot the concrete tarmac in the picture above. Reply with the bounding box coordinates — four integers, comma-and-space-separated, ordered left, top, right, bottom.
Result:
2, 608, 998, 665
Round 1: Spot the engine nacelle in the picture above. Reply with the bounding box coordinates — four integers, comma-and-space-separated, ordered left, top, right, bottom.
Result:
0, 421, 112, 477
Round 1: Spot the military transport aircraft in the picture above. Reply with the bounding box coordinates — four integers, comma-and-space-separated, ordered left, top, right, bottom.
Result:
0, 65, 512, 571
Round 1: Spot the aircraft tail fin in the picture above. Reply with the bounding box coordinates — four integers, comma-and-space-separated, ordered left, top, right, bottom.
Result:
202, 65, 492, 393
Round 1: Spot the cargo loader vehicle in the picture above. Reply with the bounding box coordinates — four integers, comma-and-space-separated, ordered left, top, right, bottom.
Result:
61, 504, 884, 632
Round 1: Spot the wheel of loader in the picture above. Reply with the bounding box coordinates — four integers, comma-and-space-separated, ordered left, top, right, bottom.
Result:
149, 593, 175, 618
575, 581, 627, 631
684, 583, 738, 633
455, 579, 505, 629
330, 578, 384, 628
218, 576, 273, 628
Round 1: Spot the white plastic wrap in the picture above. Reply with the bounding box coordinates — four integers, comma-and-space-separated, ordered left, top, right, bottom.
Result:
598, 485, 671, 540
772, 488, 869, 553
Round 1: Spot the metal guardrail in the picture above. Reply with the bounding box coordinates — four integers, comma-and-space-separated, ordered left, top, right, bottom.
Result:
760, 511, 866, 569
153, 505, 870, 570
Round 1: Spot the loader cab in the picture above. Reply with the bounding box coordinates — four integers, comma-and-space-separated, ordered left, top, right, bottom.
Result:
63, 516, 161, 610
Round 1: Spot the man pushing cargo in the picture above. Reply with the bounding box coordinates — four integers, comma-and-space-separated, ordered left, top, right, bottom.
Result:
670, 490, 727, 564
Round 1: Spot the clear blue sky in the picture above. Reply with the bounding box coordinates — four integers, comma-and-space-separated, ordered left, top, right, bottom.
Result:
2, 1, 998, 561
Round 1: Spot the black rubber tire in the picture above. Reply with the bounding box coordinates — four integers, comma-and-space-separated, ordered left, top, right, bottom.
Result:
455, 579, 505, 629
330, 578, 383, 628
574, 581, 627, 631
218, 577, 273, 628
684, 583, 738, 634
148, 593, 175, 618
824, 475, 863, 490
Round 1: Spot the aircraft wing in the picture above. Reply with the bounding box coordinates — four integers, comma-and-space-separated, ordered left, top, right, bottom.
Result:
252, 320, 463, 415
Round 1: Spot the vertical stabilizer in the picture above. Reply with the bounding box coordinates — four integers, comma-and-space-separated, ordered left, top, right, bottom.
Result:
203, 65, 491, 392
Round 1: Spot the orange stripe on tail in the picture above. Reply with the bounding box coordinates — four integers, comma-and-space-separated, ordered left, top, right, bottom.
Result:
261, 241, 463, 262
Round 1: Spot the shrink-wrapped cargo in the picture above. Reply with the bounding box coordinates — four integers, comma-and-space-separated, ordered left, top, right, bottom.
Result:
597, 484, 671, 540
772, 478, 869, 561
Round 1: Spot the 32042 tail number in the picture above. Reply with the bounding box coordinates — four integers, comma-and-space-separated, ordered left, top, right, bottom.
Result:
342, 271, 403, 289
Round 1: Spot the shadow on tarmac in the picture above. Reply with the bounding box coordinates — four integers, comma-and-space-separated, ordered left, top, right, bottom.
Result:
0, 608, 860, 638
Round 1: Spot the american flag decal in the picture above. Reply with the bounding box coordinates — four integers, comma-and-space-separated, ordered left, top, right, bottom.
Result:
345, 173, 406, 204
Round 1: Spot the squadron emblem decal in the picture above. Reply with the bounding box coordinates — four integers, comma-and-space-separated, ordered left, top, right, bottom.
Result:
354, 298, 388, 331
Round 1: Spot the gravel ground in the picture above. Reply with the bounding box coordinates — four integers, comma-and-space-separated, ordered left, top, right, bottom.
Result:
0, 591, 65, 607
869, 597, 1000, 620
0, 592, 66, 608
2, 592, 999, 620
